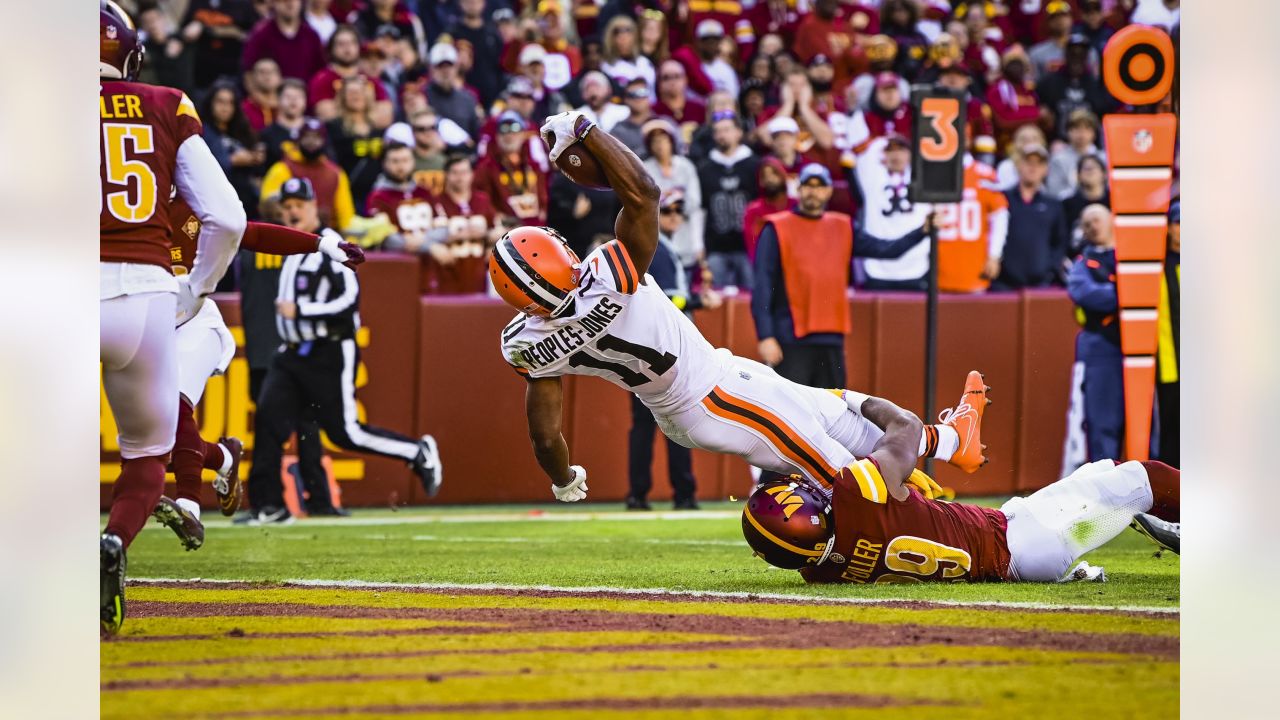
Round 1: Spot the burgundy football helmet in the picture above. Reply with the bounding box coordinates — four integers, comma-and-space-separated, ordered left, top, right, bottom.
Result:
100, 1, 144, 81
742, 477, 835, 570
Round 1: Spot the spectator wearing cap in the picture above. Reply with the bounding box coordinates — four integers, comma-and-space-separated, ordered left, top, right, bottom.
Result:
547, 161, 621, 258
242, 0, 328, 83
347, 0, 426, 60
307, 26, 393, 128
182, 0, 261, 88
879, 0, 929, 81
653, 60, 708, 141
365, 142, 435, 253
423, 155, 501, 294
691, 20, 741, 100
1065, 204, 1122, 461
743, 157, 795, 261
445, 0, 505, 108
794, 0, 865, 95
1061, 154, 1109, 253
425, 42, 481, 140
305, 0, 337, 44
697, 112, 760, 289
535, 1, 583, 88
1155, 199, 1180, 466
260, 118, 356, 231
601, 15, 657, 95
519, 50, 573, 124
936, 64, 995, 140
986, 48, 1042, 151
401, 110, 445, 194
611, 79, 656, 157
242, 58, 283, 132
854, 134, 932, 290
643, 118, 705, 277
762, 116, 813, 195
474, 111, 550, 226
626, 188, 720, 511
1047, 109, 1106, 199
1072, 0, 1115, 58
1037, 34, 1116, 141
995, 143, 1068, 290
260, 79, 309, 170
850, 35, 903, 108
574, 71, 630, 132
324, 76, 384, 213
1027, 0, 1076, 80
842, 71, 913, 152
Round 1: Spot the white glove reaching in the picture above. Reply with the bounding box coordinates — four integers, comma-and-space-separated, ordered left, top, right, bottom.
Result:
540, 111, 593, 164
174, 275, 203, 327
551, 465, 588, 502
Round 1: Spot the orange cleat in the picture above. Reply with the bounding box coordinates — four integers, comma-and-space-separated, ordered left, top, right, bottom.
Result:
939, 371, 991, 473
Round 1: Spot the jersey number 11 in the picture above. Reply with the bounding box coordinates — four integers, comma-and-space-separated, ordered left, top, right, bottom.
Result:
567, 334, 677, 388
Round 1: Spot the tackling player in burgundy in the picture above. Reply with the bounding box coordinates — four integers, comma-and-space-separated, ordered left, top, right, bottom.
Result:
150, 197, 365, 552
742, 396, 1181, 582
99, 0, 245, 635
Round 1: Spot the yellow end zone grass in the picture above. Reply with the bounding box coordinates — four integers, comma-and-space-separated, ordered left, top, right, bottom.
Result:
101, 584, 1177, 720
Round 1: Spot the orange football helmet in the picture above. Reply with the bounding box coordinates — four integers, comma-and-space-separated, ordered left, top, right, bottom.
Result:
489, 226, 582, 317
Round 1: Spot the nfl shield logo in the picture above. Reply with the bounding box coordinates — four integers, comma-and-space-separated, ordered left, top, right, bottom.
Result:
1132, 129, 1153, 154
106, 25, 117, 40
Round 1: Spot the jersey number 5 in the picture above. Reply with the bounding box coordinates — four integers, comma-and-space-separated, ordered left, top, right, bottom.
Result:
102, 123, 158, 223
568, 334, 677, 388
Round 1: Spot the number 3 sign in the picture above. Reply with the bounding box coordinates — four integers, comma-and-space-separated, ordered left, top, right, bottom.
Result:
909, 87, 966, 204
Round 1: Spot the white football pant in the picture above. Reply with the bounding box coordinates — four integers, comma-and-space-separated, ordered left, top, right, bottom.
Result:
655, 356, 883, 486
175, 298, 236, 405
101, 291, 178, 458
1002, 459, 1154, 581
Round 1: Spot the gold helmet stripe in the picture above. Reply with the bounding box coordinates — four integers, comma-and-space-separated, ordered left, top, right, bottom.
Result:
742, 507, 823, 558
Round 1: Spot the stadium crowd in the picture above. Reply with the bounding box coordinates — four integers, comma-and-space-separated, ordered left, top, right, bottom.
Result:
126, 0, 1179, 297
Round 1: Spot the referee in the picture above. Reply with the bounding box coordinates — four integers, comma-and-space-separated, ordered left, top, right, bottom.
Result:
242, 178, 442, 524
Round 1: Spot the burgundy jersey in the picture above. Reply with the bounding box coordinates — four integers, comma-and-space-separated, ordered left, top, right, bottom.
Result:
422, 190, 498, 295
801, 472, 1012, 584
100, 81, 203, 268
366, 183, 436, 235
474, 151, 548, 225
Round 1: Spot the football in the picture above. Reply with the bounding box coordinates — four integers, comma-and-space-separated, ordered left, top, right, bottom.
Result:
551, 140, 611, 190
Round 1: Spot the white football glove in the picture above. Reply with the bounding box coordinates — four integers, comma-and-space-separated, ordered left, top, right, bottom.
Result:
174, 275, 203, 327
540, 111, 593, 164
551, 465, 588, 502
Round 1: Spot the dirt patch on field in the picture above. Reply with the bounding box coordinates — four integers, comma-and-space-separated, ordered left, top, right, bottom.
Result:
205, 692, 957, 717
119, 591, 1178, 663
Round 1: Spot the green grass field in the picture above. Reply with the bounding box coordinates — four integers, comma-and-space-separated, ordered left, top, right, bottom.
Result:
125, 500, 1179, 608
103, 500, 1179, 719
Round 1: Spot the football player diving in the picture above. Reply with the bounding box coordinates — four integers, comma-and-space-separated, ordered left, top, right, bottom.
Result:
492, 111, 987, 507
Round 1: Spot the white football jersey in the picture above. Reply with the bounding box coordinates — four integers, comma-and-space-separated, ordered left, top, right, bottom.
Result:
502, 240, 731, 416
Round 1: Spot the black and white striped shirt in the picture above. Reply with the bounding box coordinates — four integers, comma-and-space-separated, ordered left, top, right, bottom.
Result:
275, 228, 360, 344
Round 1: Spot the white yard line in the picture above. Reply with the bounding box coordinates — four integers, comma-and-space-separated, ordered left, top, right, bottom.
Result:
348, 534, 745, 547
133, 577, 1179, 615
143, 509, 741, 531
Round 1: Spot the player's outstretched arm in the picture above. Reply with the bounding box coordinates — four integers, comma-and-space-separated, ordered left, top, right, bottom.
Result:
242, 223, 367, 268
578, 122, 661, 277
858, 397, 924, 502
525, 376, 573, 485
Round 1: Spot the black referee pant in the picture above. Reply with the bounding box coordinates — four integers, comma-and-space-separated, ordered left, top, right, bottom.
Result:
247, 338, 421, 511
628, 395, 696, 504
775, 343, 846, 390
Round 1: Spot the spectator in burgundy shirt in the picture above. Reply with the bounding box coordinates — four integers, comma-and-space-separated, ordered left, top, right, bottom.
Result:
794, 0, 864, 94
474, 111, 550, 227
986, 49, 1043, 151
653, 60, 708, 142
242, 57, 283, 132
347, 0, 426, 60
309, 25, 393, 127
242, 0, 327, 82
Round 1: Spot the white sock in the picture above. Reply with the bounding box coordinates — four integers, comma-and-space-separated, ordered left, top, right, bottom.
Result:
918, 425, 960, 461
216, 443, 234, 475
176, 498, 202, 520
